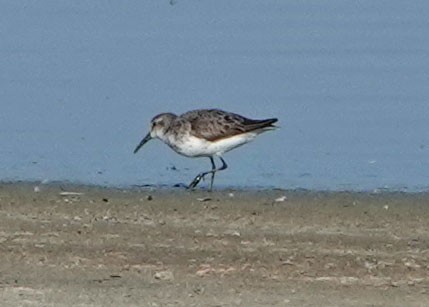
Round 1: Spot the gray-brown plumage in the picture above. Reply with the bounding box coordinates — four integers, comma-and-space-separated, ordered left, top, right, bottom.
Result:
134, 109, 278, 191
181, 109, 277, 142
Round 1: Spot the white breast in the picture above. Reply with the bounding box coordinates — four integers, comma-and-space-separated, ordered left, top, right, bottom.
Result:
166, 133, 258, 158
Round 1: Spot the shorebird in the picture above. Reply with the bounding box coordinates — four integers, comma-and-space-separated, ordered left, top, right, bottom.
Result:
133, 109, 278, 191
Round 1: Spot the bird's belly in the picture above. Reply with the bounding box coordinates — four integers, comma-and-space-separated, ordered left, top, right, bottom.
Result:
169, 133, 257, 157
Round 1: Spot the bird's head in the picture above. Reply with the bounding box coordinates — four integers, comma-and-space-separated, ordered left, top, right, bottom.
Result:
133, 112, 176, 154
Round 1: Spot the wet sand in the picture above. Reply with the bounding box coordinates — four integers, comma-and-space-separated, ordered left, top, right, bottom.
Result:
0, 182, 428, 306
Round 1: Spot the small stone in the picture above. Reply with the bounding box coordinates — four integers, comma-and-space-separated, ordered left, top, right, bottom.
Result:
196, 266, 214, 277
274, 196, 287, 202
59, 191, 84, 196
154, 270, 174, 281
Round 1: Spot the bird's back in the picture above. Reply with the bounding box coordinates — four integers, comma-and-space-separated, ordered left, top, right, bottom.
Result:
181, 109, 277, 142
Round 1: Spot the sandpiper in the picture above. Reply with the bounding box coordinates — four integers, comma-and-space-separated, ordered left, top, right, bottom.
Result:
133, 109, 278, 191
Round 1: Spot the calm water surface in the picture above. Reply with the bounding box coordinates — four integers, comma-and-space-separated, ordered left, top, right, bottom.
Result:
1, 1, 428, 191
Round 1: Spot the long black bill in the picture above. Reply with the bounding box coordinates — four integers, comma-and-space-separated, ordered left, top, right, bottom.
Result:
133, 132, 152, 154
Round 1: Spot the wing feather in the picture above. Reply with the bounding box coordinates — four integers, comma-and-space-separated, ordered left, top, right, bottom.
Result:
181, 109, 277, 142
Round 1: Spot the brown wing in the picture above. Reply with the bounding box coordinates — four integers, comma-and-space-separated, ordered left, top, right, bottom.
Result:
181, 109, 277, 142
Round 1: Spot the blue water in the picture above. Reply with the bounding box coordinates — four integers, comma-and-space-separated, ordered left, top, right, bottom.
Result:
1, 1, 428, 191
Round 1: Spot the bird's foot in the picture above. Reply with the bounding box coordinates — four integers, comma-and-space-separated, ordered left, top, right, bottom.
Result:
188, 173, 204, 190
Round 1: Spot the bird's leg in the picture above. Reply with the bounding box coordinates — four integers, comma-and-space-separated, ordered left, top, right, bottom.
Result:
188, 173, 204, 190
188, 157, 215, 190
209, 157, 227, 191
188, 157, 228, 191
208, 157, 217, 191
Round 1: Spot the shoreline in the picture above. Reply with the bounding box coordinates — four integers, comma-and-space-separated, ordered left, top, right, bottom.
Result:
2, 179, 429, 195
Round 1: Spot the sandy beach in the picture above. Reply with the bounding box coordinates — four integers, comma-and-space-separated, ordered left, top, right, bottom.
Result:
0, 182, 428, 306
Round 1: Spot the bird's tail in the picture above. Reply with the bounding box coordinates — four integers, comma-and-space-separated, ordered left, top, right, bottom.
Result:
244, 118, 279, 132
